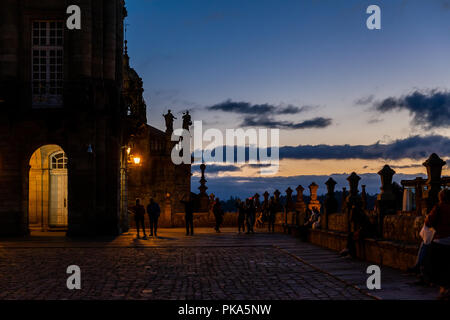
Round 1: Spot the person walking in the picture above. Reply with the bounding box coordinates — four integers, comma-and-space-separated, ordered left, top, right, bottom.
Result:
213, 198, 224, 233
237, 200, 246, 233
246, 198, 256, 234
181, 196, 195, 236
147, 198, 161, 237
132, 198, 147, 239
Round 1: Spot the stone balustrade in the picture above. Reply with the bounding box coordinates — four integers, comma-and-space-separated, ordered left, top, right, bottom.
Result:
186, 154, 447, 270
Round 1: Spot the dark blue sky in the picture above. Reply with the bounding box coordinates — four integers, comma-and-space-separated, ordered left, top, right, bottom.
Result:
125, 0, 450, 198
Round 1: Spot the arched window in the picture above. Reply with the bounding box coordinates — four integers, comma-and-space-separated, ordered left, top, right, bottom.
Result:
51, 152, 68, 169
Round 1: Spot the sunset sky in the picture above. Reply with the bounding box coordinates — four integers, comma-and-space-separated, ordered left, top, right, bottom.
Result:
126, 0, 450, 198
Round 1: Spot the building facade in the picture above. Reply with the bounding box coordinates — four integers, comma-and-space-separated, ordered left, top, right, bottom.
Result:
127, 124, 192, 227
0, 0, 131, 236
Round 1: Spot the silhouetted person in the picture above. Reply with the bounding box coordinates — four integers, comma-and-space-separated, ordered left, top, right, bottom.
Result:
132, 198, 147, 239
340, 204, 370, 258
237, 200, 246, 233
182, 110, 192, 131
305, 207, 320, 228
164, 109, 176, 134
410, 189, 450, 287
268, 197, 277, 233
213, 198, 224, 233
181, 196, 195, 236
147, 198, 161, 237
246, 198, 256, 234
261, 199, 269, 227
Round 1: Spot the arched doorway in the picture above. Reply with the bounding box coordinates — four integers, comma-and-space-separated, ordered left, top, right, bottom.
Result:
28, 145, 68, 231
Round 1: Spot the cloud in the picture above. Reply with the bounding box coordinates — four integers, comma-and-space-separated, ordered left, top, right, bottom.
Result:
367, 118, 383, 124
198, 135, 449, 162
279, 135, 450, 160
279, 105, 316, 114
241, 115, 332, 130
373, 89, 450, 129
206, 99, 313, 115
355, 95, 375, 106
206, 100, 330, 130
192, 164, 241, 174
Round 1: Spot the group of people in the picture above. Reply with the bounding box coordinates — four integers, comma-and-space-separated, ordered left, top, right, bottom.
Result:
235, 197, 283, 234
211, 196, 257, 234
130, 198, 161, 239
130, 195, 288, 238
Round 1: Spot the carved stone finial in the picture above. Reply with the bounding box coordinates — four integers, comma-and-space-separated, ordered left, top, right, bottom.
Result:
347, 172, 361, 197
274, 189, 281, 201
308, 182, 321, 211
378, 165, 395, 195
423, 153, 446, 209
325, 178, 337, 195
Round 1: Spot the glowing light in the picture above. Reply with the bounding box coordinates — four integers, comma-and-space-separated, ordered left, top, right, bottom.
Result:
127, 147, 131, 155
133, 157, 141, 165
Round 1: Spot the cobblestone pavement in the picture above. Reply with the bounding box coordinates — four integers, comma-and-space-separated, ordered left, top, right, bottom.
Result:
0, 228, 433, 300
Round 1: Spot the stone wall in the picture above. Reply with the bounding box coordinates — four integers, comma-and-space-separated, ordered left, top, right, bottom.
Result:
306, 229, 419, 270
327, 213, 347, 232
383, 214, 424, 243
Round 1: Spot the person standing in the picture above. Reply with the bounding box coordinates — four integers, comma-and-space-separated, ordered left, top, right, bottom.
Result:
132, 198, 147, 239
181, 196, 195, 236
213, 198, 224, 233
246, 198, 256, 234
147, 198, 161, 237
268, 197, 277, 233
237, 200, 246, 233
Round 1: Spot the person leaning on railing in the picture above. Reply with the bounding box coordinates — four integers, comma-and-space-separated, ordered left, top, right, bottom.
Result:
421, 189, 450, 297
425, 189, 450, 242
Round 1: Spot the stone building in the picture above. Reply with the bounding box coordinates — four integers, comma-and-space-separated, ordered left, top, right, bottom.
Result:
122, 40, 191, 227
127, 124, 191, 227
0, 0, 137, 236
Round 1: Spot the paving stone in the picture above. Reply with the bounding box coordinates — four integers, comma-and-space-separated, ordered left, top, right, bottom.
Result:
0, 228, 439, 300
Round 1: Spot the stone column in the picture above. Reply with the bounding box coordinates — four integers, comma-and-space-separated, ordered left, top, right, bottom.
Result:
198, 163, 209, 212
285, 187, 294, 225
295, 185, 306, 212
273, 189, 282, 226
162, 192, 172, 226
361, 185, 367, 210
308, 182, 321, 211
414, 177, 425, 215
402, 187, 414, 212
376, 165, 396, 237
324, 178, 338, 230
422, 153, 446, 212
341, 187, 347, 213
346, 172, 361, 233
285, 187, 294, 212
274, 189, 281, 203
295, 185, 306, 226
